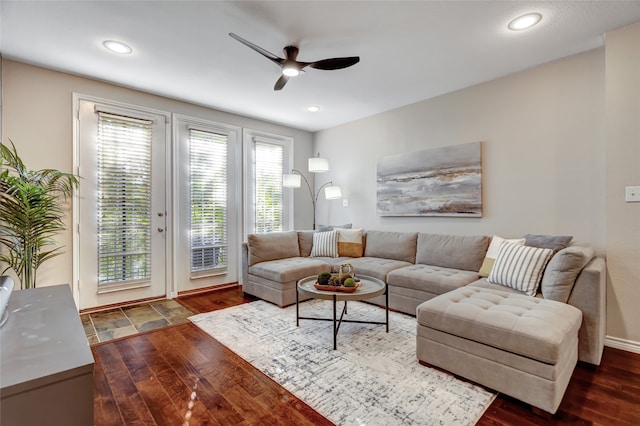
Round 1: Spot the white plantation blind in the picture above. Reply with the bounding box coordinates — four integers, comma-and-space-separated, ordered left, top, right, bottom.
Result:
254, 139, 284, 233
97, 112, 152, 285
189, 129, 228, 273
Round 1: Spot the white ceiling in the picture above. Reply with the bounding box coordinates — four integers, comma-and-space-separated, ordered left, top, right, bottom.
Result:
2, 1, 640, 132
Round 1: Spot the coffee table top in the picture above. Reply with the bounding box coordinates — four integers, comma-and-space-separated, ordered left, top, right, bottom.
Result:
297, 275, 386, 301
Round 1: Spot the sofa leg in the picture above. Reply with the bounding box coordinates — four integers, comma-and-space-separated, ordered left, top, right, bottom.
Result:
531, 406, 554, 419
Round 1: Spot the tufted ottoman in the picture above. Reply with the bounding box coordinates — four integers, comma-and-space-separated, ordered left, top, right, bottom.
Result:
416, 286, 582, 414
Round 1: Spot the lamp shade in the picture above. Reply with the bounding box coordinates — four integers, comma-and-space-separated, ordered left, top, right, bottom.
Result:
324, 185, 342, 200
308, 156, 329, 173
282, 173, 301, 188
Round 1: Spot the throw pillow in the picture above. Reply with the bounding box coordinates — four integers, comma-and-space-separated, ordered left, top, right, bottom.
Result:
540, 245, 595, 303
524, 234, 573, 253
310, 230, 338, 258
488, 241, 554, 296
478, 236, 525, 277
337, 228, 364, 257
317, 223, 352, 232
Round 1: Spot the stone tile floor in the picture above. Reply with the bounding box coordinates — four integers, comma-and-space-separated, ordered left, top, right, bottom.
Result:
81, 299, 194, 344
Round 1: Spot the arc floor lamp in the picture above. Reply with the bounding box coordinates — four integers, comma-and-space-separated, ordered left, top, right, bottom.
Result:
282, 154, 342, 230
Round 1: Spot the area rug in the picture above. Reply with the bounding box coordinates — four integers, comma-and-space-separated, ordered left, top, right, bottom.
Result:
189, 299, 496, 425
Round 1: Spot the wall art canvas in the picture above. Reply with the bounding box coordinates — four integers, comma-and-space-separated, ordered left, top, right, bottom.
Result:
377, 141, 482, 217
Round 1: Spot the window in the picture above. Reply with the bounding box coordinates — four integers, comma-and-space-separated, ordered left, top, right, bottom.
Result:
189, 129, 228, 273
243, 130, 294, 235
97, 112, 153, 285
255, 141, 284, 233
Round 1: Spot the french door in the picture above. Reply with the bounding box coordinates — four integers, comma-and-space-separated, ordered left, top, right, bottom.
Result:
76, 98, 169, 310
173, 115, 240, 292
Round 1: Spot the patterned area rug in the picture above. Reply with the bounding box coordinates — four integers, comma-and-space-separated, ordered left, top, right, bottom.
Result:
189, 299, 495, 425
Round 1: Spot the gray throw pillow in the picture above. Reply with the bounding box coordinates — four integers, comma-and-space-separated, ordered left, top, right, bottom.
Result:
317, 223, 352, 232
540, 245, 595, 303
524, 234, 573, 253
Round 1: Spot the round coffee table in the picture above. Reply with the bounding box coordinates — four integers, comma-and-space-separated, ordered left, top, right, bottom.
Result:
296, 275, 389, 349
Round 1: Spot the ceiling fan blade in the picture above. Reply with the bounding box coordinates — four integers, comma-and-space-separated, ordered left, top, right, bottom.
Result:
308, 56, 360, 70
229, 33, 284, 66
274, 75, 289, 91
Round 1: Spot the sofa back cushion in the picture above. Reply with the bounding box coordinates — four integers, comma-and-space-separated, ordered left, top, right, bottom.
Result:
416, 233, 490, 271
297, 230, 315, 257
541, 245, 595, 303
248, 231, 300, 266
364, 230, 418, 263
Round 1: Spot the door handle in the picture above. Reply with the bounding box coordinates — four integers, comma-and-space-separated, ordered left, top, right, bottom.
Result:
158, 227, 165, 232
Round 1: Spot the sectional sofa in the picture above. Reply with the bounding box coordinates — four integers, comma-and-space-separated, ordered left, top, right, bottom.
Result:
241, 229, 606, 413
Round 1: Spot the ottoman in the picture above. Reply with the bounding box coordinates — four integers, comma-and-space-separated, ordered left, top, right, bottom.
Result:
416, 286, 582, 414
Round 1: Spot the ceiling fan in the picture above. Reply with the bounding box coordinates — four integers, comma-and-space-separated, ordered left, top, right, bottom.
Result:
229, 33, 360, 91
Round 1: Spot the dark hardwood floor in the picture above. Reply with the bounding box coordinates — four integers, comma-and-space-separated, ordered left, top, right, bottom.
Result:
93, 286, 640, 425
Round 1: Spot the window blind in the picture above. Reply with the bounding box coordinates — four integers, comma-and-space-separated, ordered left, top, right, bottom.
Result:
254, 140, 284, 233
97, 112, 152, 285
189, 129, 228, 272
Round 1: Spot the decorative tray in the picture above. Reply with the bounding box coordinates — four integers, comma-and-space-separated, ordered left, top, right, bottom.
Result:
314, 281, 361, 293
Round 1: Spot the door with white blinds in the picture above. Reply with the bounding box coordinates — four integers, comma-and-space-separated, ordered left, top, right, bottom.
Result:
77, 99, 169, 309
174, 116, 240, 292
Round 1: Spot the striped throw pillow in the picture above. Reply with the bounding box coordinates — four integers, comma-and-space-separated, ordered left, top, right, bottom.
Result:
488, 241, 553, 296
310, 230, 338, 258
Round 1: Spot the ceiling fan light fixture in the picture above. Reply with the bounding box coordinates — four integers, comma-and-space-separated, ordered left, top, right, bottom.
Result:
103, 40, 132, 54
508, 13, 542, 31
282, 66, 300, 77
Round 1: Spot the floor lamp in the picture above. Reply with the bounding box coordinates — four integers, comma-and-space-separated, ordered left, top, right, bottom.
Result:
282, 154, 342, 230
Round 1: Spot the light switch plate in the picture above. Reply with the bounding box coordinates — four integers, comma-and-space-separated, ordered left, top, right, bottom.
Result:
342, 199, 349, 207
625, 186, 640, 202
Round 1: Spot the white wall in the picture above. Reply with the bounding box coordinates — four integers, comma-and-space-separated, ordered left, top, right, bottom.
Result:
314, 38, 640, 347
314, 49, 606, 252
1, 60, 314, 291
605, 22, 640, 347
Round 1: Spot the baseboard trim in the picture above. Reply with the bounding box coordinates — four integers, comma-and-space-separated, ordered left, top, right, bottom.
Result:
605, 335, 640, 354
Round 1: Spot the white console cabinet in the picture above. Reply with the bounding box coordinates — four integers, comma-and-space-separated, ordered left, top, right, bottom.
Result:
0, 284, 94, 425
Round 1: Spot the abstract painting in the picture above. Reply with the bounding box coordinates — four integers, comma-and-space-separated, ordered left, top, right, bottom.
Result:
377, 142, 482, 217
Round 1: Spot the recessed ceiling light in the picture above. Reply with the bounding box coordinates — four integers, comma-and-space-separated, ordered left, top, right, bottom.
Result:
508, 13, 542, 31
307, 106, 320, 112
103, 40, 133, 54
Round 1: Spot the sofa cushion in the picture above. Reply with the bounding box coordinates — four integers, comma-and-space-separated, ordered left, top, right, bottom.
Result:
387, 264, 480, 295
541, 245, 595, 303
478, 236, 525, 277
524, 234, 573, 253
248, 231, 300, 266
298, 230, 316, 257
416, 233, 490, 272
416, 286, 582, 364
488, 241, 553, 296
248, 257, 331, 283
337, 228, 364, 257
363, 230, 418, 263
347, 257, 412, 282
310, 230, 338, 257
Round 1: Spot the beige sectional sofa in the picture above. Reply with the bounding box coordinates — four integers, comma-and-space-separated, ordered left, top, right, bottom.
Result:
241, 229, 606, 414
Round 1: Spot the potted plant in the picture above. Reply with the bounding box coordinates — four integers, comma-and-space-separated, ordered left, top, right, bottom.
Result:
0, 141, 80, 289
